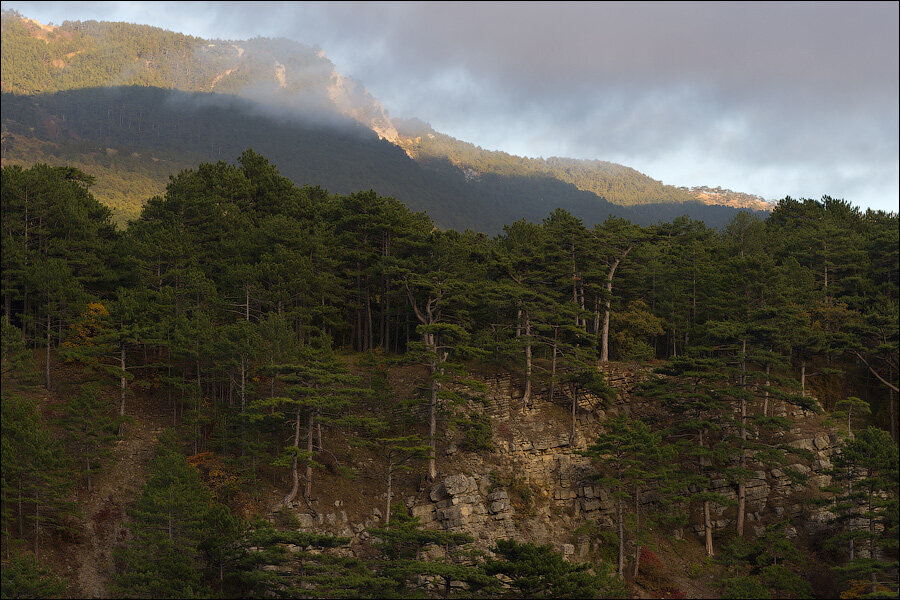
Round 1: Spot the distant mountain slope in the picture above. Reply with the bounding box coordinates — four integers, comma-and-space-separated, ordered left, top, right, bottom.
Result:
1, 11, 766, 230
394, 118, 773, 210
1, 87, 751, 231
0, 10, 397, 140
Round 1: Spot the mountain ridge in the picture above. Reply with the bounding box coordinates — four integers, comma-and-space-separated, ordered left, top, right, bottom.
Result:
1, 11, 771, 228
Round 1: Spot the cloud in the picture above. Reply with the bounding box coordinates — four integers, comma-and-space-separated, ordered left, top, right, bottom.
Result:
4, 1, 898, 210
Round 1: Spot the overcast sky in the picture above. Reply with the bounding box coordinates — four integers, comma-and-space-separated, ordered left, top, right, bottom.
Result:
4, 1, 898, 212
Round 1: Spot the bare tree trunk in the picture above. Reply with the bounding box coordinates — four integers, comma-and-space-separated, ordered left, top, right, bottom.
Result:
119, 344, 127, 418
763, 362, 770, 417
572, 247, 579, 326
869, 477, 876, 594
305, 409, 314, 500
700, 428, 714, 557
194, 359, 201, 455
849, 475, 856, 561
704, 500, 714, 557
549, 327, 558, 401
3, 278, 10, 322
366, 283, 374, 352
118, 344, 127, 436
633, 484, 642, 578
406, 288, 441, 481
240, 357, 246, 452
355, 265, 362, 352
383, 277, 391, 352
283, 406, 302, 506
570, 386, 577, 444
578, 280, 586, 329
429, 362, 438, 481
45, 312, 51, 390
385, 464, 393, 526
523, 314, 532, 410
800, 359, 807, 395
890, 365, 896, 442
617, 475, 624, 577
601, 247, 632, 363
17, 478, 23, 538
33, 490, 39, 560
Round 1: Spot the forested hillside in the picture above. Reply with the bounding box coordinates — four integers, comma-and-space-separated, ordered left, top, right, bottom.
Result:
395, 119, 773, 210
1, 154, 897, 598
1, 10, 768, 231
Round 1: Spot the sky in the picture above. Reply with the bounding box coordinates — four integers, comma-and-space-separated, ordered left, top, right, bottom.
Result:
4, 1, 899, 212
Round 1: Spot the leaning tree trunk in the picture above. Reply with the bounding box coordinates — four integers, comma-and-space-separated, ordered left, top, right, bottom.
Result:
600, 246, 633, 363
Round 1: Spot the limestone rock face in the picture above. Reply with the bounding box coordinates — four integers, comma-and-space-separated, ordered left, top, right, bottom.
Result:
286, 364, 846, 565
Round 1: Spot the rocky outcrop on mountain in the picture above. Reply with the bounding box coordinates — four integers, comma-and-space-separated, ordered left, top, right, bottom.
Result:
687, 185, 775, 212
284, 364, 842, 568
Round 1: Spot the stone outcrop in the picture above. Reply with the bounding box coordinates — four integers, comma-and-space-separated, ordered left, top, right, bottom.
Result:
286, 364, 844, 564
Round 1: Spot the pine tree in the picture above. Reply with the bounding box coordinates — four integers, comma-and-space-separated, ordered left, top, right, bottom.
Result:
0, 317, 34, 385
113, 430, 225, 598
589, 216, 646, 363
582, 415, 673, 578
825, 427, 899, 598
719, 521, 812, 600
0, 550, 67, 599
226, 518, 361, 598
367, 509, 497, 598
402, 229, 485, 481
60, 383, 116, 492
485, 538, 625, 598
251, 334, 365, 506
0, 393, 76, 562
643, 355, 737, 556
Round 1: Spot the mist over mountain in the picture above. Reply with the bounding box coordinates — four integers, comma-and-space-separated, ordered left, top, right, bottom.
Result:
0, 10, 769, 229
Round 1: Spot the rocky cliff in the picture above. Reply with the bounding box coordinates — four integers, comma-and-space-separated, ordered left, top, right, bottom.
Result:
279, 364, 841, 573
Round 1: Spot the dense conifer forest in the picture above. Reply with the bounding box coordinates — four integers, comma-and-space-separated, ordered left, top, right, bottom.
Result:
1, 153, 897, 598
